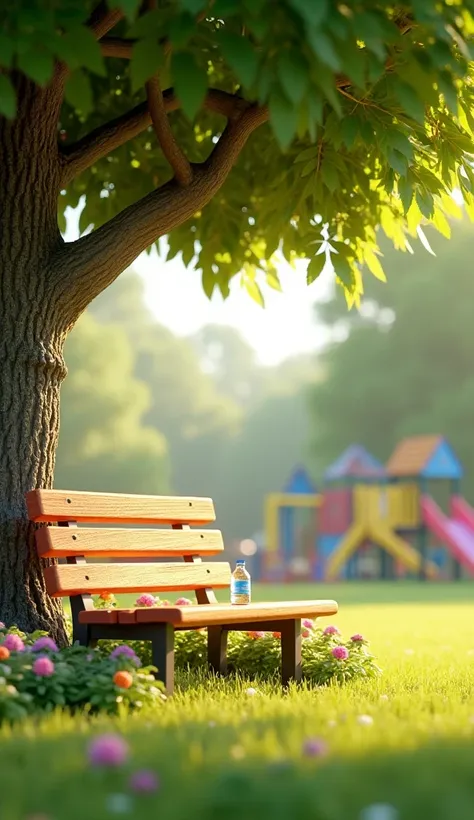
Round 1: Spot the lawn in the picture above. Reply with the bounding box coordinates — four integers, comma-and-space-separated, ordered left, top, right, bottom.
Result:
2, 582, 474, 819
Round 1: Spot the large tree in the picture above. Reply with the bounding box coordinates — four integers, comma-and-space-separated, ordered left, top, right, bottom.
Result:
2, 1, 474, 638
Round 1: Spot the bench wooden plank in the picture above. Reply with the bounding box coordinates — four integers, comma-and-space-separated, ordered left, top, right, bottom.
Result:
43, 562, 231, 597
77, 600, 338, 627
36, 527, 224, 558
26, 489, 215, 525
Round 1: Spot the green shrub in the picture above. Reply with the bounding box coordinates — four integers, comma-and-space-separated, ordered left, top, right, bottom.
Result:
0, 624, 165, 723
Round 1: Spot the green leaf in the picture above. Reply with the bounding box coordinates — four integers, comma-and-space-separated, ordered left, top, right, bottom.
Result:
308, 33, 341, 71
180, 0, 207, 12
110, 0, 141, 20
438, 70, 458, 115
213, 0, 239, 14
131, 38, 164, 92
288, 0, 328, 27
202, 268, 215, 299
385, 129, 413, 161
57, 26, 105, 76
18, 50, 54, 86
341, 117, 360, 149
307, 253, 326, 285
64, 70, 93, 116
269, 91, 298, 149
332, 254, 355, 290
278, 51, 309, 104
386, 148, 408, 176
168, 13, 198, 48
172, 52, 208, 119
243, 277, 265, 306
364, 248, 386, 282
0, 33, 14, 67
416, 189, 434, 219
294, 145, 319, 164
0, 75, 16, 119
398, 177, 414, 214
219, 33, 259, 89
394, 81, 425, 123
321, 161, 339, 193
266, 271, 282, 291
300, 159, 317, 177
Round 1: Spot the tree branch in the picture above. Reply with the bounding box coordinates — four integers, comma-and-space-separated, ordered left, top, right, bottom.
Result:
100, 36, 135, 58
146, 75, 193, 185
54, 101, 268, 318
59, 88, 247, 186
87, 2, 123, 39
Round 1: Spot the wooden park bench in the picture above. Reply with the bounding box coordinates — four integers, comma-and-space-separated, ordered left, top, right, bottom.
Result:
26, 489, 338, 694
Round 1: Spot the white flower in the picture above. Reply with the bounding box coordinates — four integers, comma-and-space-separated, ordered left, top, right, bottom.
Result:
359, 803, 399, 820
379, 694, 389, 701
246, 687, 258, 696
105, 793, 133, 814
404, 648, 415, 655
357, 714, 373, 726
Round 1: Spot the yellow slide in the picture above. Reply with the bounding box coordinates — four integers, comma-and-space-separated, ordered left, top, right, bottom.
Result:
325, 522, 438, 580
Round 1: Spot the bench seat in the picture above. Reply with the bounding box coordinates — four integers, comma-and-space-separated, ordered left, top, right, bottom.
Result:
79, 600, 338, 627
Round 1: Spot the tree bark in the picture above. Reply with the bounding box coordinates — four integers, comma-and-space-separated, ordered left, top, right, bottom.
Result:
0, 75, 69, 643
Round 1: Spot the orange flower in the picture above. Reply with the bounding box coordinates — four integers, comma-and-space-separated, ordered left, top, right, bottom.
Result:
0, 646, 10, 660
272, 632, 281, 639
113, 670, 133, 689
99, 592, 116, 603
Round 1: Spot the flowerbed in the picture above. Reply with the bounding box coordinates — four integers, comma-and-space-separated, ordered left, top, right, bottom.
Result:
0, 597, 381, 722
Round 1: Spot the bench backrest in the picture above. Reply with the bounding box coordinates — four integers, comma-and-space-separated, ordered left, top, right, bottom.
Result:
27, 489, 230, 607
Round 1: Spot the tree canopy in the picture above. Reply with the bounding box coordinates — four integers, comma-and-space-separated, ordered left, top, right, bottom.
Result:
3, 1, 474, 305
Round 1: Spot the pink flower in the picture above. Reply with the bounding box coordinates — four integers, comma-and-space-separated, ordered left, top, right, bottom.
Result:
351, 634, 365, 643
88, 734, 129, 767
129, 770, 159, 793
136, 594, 157, 607
303, 738, 328, 758
110, 645, 140, 665
175, 597, 192, 606
0, 622, 5, 629
31, 637, 58, 652
324, 625, 340, 637
332, 646, 349, 660
2, 634, 25, 652
302, 619, 314, 630
248, 631, 265, 639
32, 656, 55, 677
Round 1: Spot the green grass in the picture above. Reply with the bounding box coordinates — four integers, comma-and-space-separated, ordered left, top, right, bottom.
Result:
3, 582, 474, 819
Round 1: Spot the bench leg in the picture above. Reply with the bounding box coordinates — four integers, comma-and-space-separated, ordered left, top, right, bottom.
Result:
149, 624, 175, 695
281, 619, 302, 688
208, 627, 228, 676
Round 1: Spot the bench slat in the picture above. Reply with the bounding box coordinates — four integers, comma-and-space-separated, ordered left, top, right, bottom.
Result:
78, 600, 338, 627
43, 562, 231, 597
26, 490, 215, 525
36, 527, 224, 558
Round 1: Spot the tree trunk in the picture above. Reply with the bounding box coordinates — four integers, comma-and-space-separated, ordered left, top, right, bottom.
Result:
0, 75, 69, 643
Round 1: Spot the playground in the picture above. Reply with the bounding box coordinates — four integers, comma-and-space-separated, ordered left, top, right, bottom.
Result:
1, 580, 474, 820
262, 435, 474, 585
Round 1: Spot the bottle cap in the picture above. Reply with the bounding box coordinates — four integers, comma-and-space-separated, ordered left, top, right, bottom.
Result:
236, 559, 245, 565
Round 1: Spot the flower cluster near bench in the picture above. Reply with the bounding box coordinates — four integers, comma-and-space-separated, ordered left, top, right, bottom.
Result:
0, 599, 381, 723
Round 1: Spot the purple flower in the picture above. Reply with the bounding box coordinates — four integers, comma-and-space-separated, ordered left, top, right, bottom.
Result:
31, 637, 58, 653
88, 734, 129, 768
303, 738, 328, 758
136, 594, 157, 607
302, 619, 314, 630
175, 597, 192, 606
332, 646, 349, 661
129, 770, 160, 793
2, 634, 25, 652
351, 634, 365, 643
323, 625, 340, 637
32, 656, 55, 677
110, 645, 141, 666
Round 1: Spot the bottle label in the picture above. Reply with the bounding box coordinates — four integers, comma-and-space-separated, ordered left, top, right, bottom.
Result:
231, 580, 250, 595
